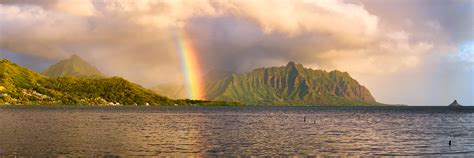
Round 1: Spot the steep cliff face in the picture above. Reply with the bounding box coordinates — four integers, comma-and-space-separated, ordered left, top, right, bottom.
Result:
204, 62, 378, 105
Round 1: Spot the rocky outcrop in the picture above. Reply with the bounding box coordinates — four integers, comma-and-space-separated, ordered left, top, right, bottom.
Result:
449, 100, 462, 106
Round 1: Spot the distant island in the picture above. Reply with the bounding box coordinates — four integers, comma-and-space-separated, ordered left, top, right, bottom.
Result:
1, 55, 384, 106
449, 100, 463, 107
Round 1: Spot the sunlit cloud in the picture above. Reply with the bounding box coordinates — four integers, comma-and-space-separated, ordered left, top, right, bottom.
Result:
0, 0, 472, 105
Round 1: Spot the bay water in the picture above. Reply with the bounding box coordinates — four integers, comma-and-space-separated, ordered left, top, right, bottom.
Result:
0, 106, 473, 156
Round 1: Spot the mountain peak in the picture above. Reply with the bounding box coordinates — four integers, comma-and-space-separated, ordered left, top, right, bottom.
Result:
43, 55, 104, 77
70, 54, 81, 59
285, 61, 305, 72
286, 61, 296, 67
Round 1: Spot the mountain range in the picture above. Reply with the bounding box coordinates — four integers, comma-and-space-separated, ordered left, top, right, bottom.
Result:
204, 62, 378, 105
154, 62, 381, 106
2, 55, 381, 106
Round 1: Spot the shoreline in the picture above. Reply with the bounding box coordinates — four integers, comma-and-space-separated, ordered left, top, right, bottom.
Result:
1, 105, 472, 109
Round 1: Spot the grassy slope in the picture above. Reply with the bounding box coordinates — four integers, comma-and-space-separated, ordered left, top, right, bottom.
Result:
1, 59, 240, 106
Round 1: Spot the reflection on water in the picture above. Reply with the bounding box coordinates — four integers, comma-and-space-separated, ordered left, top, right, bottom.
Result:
0, 106, 473, 156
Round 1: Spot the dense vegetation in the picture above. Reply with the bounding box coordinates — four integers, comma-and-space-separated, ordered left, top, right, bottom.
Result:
0, 59, 240, 106
203, 62, 383, 106
43, 55, 104, 77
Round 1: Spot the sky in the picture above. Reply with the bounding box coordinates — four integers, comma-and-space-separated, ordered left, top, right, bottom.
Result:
0, 0, 473, 105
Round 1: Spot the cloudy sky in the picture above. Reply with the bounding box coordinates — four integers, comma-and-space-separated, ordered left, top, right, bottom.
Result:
0, 0, 473, 105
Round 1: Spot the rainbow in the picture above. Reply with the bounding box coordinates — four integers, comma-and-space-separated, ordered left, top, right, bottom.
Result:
174, 29, 205, 100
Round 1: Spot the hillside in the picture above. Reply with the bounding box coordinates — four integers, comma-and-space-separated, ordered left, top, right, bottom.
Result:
150, 84, 187, 99
43, 55, 104, 77
0, 59, 238, 106
204, 62, 381, 105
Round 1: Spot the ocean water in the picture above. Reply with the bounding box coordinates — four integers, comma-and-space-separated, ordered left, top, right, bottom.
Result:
0, 106, 473, 157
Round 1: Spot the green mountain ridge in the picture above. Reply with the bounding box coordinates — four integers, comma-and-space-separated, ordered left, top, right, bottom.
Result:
203, 62, 381, 105
43, 55, 104, 77
1, 57, 381, 106
0, 59, 239, 106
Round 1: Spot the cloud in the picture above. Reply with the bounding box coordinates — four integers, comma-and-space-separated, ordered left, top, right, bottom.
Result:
0, 0, 472, 104
0, 0, 382, 79
0, 4, 91, 59
55, 0, 95, 16
217, 0, 378, 45
0, 0, 95, 16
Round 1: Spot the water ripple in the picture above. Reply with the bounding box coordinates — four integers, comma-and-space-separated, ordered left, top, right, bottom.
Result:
0, 106, 473, 156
